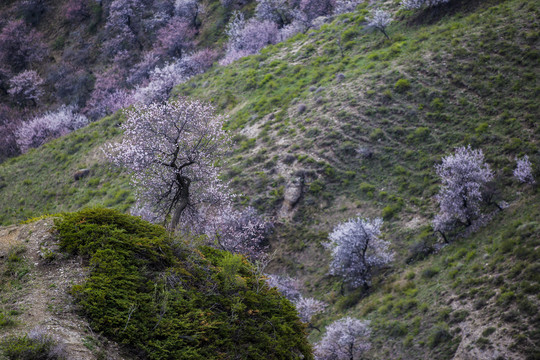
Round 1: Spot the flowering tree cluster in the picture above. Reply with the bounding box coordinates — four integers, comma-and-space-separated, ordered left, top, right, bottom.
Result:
15, 105, 88, 153
0, 105, 23, 161
64, 0, 90, 22
84, 64, 129, 119
156, 17, 196, 58
265, 274, 326, 325
314, 317, 371, 360
325, 217, 393, 290
0, 20, 48, 73
128, 50, 162, 86
221, 12, 280, 65
401, 0, 450, 10
299, 0, 336, 23
8, 70, 44, 106
514, 155, 535, 185
255, 0, 297, 28
265, 274, 302, 301
174, 0, 205, 29
333, 0, 361, 15
221, 0, 360, 65
367, 9, 392, 39
103, 0, 142, 57
105, 99, 231, 231
432, 145, 493, 240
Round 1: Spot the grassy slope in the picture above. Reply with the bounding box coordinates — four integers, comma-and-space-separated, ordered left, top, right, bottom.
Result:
0, 0, 539, 358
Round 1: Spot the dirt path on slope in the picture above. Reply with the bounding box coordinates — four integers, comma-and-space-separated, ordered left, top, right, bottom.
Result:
0, 220, 126, 360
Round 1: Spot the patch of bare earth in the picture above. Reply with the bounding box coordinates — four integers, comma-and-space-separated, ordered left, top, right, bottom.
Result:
0, 220, 126, 359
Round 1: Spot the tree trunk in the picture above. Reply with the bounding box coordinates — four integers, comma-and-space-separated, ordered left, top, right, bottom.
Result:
169, 196, 189, 232
169, 176, 191, 232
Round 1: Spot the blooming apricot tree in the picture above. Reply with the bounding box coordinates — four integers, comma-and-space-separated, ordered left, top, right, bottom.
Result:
432, 145, 493, 240
325, 217, 392, 290
314, 317, 371, 360
105, 99, 231, 231
367, 9, 392, 39
514, 155, 535, 184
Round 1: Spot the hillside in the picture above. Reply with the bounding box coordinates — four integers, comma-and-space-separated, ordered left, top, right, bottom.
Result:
0, 0, 539, 358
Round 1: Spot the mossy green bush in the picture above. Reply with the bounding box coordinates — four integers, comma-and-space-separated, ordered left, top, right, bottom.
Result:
54, 208, 312, 360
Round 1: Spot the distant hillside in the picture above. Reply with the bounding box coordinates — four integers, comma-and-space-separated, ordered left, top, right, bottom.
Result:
0, 0, 538, 358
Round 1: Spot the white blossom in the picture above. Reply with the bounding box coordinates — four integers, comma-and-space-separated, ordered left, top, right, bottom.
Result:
401, 0, 450, 10
367, 9, 392, 39
513, 155, 535, 184
433, 145, 493, 237
295, 296, 326, 323
105, 99, 231, 231
325, 217, 393, 289
314, 317, 371, 360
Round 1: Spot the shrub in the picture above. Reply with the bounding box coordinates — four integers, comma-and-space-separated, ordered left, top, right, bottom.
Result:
422, 266, 440, 279
406, 238, 436, 264
428, 323, 452, 348
54, 209, 313, 359
394, 79, 411, 93
18, 0, 47, 26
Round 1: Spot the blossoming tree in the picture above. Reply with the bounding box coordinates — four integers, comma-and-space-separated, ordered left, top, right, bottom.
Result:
105, 99, 231, 231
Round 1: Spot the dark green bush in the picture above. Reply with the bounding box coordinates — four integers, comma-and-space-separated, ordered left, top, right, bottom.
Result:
54, 208, 313, 360
394, 79, 411, 93
428, 323, 452, 348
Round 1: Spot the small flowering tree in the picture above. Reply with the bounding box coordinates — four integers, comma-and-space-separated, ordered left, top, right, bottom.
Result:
295, 296, 326, 324
103, 0, 142, 56
314, 317, 371, 360
367, 9, 392, 40
64, 0, 89, 22
333, 0, 361, 15
8, 70, 44, 106
105, 99, 231, 231
402, 0, 450, 10
325, 217, 392, 290
432, 145, 493, 241
514, 155, 535, 185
